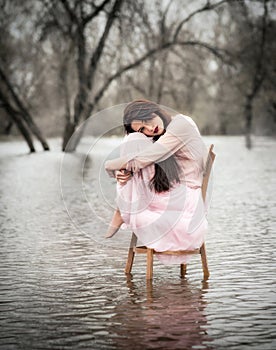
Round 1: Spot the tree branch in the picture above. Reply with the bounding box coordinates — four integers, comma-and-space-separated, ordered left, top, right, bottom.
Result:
38, 0, 72, 40
126, 75, 148, 96
59, 0, 80, 27
159, 0, 173, 44
91, 39, 230, 109
175, 40, 231, 63
250, 0, 269, 99
83, 0, 112, 26
172, 0, 239, 42
87, 0, 123, 89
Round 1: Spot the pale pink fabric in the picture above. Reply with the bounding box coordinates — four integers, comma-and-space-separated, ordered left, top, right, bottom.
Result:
126, 115, 207, 188
115, 116, 208, 265
105, 114, 208, 188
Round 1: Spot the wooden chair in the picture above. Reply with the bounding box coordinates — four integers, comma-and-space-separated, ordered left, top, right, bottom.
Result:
125, 144, 216, 281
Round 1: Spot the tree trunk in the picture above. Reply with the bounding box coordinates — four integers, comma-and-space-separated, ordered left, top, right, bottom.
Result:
0, 89, 35, 152
1, 109, 35, 153
62, 102, 95, 152
11, 114, 36, 152
62, 101, 88, 152
0, 67, 50, 151
22, 113, 50, 151
64, 122, 87, 152
62, 120, 76, 152
243, 0, 268, 149
4, 120, 13, 134
244, 95, 253, 149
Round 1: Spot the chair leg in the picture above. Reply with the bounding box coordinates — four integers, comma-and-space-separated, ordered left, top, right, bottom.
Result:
146, 249, 154, 280
125, 233, 137, 274
125, 247, 135, 274
180, 264, 187, 278
200, 243, 210, 281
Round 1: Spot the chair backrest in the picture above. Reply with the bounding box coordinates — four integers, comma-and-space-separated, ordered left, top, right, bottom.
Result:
201, 144, 216, 202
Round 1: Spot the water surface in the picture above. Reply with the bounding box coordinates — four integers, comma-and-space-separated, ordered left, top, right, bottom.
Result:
0, 136, 275, 349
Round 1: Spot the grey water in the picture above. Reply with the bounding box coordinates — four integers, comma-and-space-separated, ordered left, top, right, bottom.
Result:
0, 136, 275, 350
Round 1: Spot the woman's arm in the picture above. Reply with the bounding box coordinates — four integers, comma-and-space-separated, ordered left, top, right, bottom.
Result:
105, 115, 200, 174
105, 155, 128, 176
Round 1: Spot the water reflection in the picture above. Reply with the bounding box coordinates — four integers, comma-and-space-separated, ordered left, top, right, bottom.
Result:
108, 275, 213, 349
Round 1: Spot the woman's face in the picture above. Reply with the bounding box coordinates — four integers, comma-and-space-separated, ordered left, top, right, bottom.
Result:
130, 114, 164, 136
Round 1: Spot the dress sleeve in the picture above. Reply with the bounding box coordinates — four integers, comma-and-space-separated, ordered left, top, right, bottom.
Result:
126, 115, 199, 170
105, 155, 129, 175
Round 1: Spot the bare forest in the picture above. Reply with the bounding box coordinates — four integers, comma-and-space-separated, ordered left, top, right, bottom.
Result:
0, 0, 275, 151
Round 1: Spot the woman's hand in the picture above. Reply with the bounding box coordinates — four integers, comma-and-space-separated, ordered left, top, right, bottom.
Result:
115, 169, 132, 185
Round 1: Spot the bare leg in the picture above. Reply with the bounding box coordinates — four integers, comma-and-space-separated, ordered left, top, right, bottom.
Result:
105, 208, 124, 238
106, 133, 152, 239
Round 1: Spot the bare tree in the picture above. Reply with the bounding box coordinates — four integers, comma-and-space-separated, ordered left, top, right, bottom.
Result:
39, 0, 240, 151
0, 0, 50, 151
226, 0, 274, 147
0, 66, 50, 151
38, 0, 124, 150
243, 0, 269, 148
0, 88, 36, 152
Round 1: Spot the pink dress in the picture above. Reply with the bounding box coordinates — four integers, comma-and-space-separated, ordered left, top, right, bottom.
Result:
109, 114, 208, 264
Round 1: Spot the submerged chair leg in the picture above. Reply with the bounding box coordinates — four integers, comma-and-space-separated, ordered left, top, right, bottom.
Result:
200, 243, 210, 281
146, 249, 154, 280
180, 264, 187, 278
125, 247, 135, 274
125, 233, 137, 274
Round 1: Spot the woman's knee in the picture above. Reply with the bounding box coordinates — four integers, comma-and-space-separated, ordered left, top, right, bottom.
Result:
121, 132, 152, 155
125, 132, 151, 142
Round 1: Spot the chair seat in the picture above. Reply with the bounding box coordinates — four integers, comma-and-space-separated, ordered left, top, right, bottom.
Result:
135, 246, 200, 255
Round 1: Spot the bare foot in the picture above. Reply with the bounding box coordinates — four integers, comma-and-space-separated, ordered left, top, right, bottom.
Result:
105, 209, 124, 238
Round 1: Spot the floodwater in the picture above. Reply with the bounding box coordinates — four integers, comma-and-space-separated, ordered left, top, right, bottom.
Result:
0, 136, 275, 350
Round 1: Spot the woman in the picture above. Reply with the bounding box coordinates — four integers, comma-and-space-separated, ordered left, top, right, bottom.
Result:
105, 99, 208, 259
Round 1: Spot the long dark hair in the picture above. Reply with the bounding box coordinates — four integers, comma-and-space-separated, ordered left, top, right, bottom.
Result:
123, 99, 181, 193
